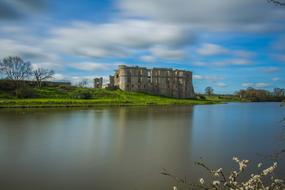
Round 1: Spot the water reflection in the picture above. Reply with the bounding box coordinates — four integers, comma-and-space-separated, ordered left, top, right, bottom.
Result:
0, 103, 284, 190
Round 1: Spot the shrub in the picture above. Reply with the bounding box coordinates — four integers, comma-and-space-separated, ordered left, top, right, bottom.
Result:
72, 89, 93, 99
57, 85, 75, 92
198, 95, 206, 100
0, 80, 16, 91
16, 87, 38, 98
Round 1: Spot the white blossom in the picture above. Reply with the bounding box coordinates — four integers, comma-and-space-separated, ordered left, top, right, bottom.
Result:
213, 180, 220, 186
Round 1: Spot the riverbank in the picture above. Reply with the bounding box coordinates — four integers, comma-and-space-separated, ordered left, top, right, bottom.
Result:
0, 86, 246, 108
0, 87, 245, 108
0, 98, 215, 108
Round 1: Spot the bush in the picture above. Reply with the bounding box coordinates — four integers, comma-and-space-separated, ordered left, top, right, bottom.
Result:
16, 87, 38, 98
57, 85, 75, 92
72, 89, 93, 99
198, 95, 206, 100
0, 80, 16, 91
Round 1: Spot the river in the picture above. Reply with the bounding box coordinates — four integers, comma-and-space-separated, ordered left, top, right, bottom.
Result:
0, 103, 284, 190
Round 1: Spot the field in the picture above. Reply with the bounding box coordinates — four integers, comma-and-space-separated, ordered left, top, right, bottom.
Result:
0, 87, 232, 108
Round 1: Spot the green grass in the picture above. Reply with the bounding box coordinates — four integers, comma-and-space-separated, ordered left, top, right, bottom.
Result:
0, 87, 235, 108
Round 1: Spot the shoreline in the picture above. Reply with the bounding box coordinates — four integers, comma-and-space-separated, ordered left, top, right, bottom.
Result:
0, 98, 221, 108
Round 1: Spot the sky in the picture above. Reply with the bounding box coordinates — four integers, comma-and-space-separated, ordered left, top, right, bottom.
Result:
0, 0, 285, 93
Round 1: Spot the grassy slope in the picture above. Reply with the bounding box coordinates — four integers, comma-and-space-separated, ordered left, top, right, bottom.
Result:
0, 87, 232, 108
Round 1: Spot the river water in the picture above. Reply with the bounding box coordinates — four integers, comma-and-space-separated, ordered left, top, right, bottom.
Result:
0, 103, 284, 190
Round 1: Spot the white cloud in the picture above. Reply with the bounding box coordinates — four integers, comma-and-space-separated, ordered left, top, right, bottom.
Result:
255, 83, 271, 88
193, 75, 204, 80
227, 58, 252, 65
71, 62, 113, 71
192, 61, 207, 66
261, 67, 280, 73
48, 20, 195, 59
53, 73, 65, 81
193, 75, 224, 82
242, 83, 254, 87
119, 0, 285, 32
196, 43, 254, 59
215, 82, 227, 88
272, 77, 280, 81
234, 50, 255, 58
140, 55, 156, 63
242, 82, 271, 88
197, 43, 228, 56
0, 39, 58, 62
150, 46, 186, 60
197, 58, 252, 67
53, 73, 109, 87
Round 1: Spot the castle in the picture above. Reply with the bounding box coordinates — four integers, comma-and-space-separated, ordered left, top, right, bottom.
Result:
94, 65, 195, 99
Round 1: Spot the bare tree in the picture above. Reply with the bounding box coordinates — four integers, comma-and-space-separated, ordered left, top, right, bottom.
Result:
205, 86, 214, 96
0, 56, 32, 88
33, 68, 55, 88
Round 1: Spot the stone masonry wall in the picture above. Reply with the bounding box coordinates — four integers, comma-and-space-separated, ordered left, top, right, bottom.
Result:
113, 65, 195, 98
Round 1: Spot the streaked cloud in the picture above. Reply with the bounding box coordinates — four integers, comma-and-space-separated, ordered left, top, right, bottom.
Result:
193, 75, 224, 82
215, 82, 227, 88
242, 82, 271, 88
197, 43, 228, 56
261, 67, 280, 73
150, 46, 186, 60
193, 58, 252, 67
140, 55, 156, 63
0, 0, 46, 20
71, 62, 116, 71
196, 43, 254, 58
119, 0, 285, 32
216, 58, 252, 66
48, 20, 195, 59
0, 38, 59, 64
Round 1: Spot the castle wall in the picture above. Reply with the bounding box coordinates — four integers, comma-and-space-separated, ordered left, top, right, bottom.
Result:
113, 65, 195, 98
94, 77, 103, 88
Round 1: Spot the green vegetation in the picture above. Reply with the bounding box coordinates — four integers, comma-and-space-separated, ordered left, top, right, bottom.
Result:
0, 86, 227, 108
1, 56, 284, 108
235, 87, 285, 102
1, 84, 283, 108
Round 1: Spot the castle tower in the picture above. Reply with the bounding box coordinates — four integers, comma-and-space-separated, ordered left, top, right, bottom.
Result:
94, 77, 103, 88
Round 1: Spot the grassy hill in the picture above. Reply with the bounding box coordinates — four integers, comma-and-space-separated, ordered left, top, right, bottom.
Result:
0, 86, 229, 108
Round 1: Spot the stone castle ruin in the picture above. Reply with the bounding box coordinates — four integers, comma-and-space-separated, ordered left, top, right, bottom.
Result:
107, 65, 195, 98
94, 77, 103, 88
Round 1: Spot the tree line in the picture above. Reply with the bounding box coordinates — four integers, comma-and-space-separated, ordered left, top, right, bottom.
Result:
235, 87, 285, 101
203, 86, 285, 102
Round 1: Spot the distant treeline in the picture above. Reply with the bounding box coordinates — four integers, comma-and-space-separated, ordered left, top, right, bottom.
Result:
235, 87, 285, 102
0, 80, 71, 89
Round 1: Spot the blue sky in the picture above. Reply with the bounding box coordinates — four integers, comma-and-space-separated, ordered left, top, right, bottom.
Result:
0, 0, 285, 93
